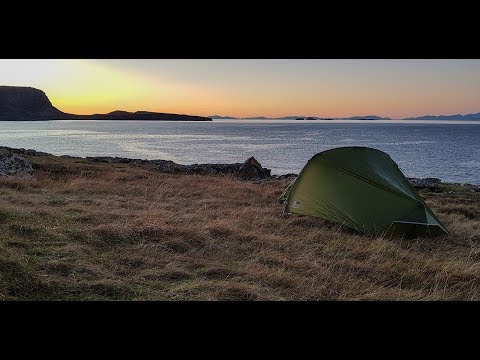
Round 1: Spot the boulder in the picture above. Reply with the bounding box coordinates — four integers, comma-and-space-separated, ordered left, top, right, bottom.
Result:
0, 149, 33, 179
238, 157, 271, 180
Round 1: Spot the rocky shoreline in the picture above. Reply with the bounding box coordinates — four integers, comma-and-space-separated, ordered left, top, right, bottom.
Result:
86, 155, 271, 180
1, 145, 479, 191
0, 146, 272, 181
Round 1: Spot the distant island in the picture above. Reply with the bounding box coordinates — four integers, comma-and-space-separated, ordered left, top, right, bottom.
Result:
340, 115, 391, 120
207, 115, 238, 120
209, 114, 391, 120
404, 113, 480, 120
0, 86, 212, 121
211, 113, 480, 121
4, 86, 477, 122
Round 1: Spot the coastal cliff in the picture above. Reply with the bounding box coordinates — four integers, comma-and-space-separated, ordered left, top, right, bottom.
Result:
0, 86, 65, 120
0, 86, 212, 121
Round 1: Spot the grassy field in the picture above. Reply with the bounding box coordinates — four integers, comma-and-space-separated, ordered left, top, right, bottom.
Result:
1, 154, 480, 300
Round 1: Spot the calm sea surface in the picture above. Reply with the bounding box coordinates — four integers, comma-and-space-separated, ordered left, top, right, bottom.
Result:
1, 119, 479, 184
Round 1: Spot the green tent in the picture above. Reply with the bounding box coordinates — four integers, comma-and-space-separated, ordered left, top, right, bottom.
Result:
279, 147, 448, 237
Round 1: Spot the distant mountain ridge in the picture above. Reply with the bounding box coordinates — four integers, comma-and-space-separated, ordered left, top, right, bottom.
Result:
0, 86, 212, 121
404, 112, 480, 120
211, 112, 480, 121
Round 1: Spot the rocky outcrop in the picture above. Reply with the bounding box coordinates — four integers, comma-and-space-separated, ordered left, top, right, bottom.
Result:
0, 146, 52, 157
0, 86, 212, 121
86, 156, 271, 180
0, 149, 33, 178
407, 177, 442, 190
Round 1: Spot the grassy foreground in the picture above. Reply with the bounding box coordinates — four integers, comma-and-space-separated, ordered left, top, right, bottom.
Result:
1, 154, 480, 301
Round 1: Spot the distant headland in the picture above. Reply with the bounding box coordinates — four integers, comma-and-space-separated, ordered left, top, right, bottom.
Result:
0, 86, 212, 121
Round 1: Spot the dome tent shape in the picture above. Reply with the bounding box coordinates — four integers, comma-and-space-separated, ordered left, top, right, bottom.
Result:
279, 147, 448, 237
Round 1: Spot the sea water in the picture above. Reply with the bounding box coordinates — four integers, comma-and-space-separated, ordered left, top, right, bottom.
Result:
0, 119, 479, 184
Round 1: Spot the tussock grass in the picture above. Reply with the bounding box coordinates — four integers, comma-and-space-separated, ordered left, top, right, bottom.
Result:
1, 154, 480, 300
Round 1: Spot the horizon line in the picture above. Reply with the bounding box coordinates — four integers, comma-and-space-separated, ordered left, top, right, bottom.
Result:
1, 85, 479, 121
207, 111, 480, 120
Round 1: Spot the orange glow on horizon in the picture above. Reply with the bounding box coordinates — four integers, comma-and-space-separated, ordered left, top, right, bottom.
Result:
1, 59, 480, 120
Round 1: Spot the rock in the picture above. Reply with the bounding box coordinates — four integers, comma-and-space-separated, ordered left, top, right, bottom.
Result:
472, 186, 480, 193
238, 157, 271, 180
0, 146, 52, 157
408, 177, 441, 190
0, 149, 33, 179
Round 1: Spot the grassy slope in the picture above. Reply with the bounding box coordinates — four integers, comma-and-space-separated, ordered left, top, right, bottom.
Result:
1, 154, 480, 300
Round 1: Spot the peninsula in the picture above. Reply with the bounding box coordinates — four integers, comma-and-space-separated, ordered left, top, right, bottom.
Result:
0, 86, 212, 121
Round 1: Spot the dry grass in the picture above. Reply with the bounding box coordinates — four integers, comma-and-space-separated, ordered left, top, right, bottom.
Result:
1, 154, 480, 300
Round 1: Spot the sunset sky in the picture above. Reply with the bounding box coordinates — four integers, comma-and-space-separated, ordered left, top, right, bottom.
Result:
1, 59, 479, 119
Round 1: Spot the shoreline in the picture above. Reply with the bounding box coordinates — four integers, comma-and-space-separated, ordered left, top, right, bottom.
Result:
2, 145, 480, 190
2, 119, 480, 124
